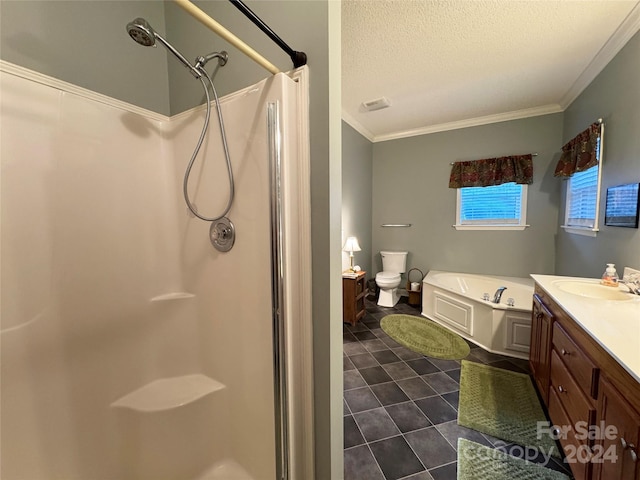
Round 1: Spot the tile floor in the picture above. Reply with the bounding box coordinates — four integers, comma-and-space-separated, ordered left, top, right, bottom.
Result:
343, 296, 573, 480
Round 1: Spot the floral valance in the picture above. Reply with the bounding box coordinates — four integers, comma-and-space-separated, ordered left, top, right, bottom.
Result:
554, 122, 601, 177
448, 154, 533, 188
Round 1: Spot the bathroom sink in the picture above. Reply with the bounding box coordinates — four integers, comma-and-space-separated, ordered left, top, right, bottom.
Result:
553, 280, 633, 301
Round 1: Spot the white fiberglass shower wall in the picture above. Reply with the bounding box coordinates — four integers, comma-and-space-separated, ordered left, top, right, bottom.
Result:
0, 62, 313, 479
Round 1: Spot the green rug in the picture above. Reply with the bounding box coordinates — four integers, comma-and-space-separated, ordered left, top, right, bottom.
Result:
458, 438, 569, 480
458, 360, 560, 458
380, 314, 470, 360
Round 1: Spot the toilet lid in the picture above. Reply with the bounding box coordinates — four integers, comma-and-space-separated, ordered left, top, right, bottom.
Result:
376, 272, 401, 280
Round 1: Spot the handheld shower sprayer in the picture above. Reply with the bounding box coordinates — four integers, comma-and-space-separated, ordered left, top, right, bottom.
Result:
126, 18, 202, 78
125, 17, 235, 249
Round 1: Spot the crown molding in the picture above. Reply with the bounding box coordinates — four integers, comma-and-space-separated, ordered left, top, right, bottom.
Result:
340, 110, 375, 142
560, 2, 640, 109
0, 60, 170, 123
371, 104, 563, 143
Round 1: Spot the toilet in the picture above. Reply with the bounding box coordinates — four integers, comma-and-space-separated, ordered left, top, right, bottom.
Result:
375, 251, 408, 307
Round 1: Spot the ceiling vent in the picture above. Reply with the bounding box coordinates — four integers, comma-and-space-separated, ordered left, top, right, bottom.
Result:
361, 97, 391, 112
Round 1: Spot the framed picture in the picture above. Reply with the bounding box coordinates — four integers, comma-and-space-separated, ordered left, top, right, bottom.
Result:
605, 183, 640, 228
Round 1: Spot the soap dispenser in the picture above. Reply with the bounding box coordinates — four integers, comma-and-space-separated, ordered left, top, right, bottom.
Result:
601, 263, 619, 287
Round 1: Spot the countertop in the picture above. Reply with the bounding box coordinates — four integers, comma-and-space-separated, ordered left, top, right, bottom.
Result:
531, 274, 640, 383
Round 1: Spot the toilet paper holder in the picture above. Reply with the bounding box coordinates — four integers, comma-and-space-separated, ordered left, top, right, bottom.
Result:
406, 268, 424, 306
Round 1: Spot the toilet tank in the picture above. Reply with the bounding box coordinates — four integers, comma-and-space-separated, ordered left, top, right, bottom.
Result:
380, 251, 408, 273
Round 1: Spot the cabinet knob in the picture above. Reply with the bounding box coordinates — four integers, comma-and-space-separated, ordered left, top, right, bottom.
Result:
621, 438, 639, 462
561, 348, 569, 356
558, 385, 566, 393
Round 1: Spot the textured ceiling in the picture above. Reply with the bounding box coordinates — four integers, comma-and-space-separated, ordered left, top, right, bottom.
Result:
342, 0, 640, 142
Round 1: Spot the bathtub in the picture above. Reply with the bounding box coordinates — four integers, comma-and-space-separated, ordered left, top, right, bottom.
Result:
422, 271, 535, 359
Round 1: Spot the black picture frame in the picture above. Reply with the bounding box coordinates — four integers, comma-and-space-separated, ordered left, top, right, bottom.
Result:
605, 183, 640, 228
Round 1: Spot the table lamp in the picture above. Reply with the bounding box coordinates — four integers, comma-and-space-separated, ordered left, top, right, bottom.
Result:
343, 236, 361, 272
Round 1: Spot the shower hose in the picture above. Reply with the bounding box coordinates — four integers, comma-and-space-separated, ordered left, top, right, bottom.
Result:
183, 64, 234, 222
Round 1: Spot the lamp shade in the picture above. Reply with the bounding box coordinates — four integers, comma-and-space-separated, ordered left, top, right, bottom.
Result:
342, 236, 361, 253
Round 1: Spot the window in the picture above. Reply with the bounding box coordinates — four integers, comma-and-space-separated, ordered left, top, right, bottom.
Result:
454, 182, 528, 230
561, 139, 603, 237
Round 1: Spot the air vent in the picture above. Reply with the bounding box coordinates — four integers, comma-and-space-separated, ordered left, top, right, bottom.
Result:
362, 97, 391, 112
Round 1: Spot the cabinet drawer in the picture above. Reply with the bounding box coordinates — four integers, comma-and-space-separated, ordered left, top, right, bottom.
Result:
550, 350, 596, 428
553, 322, 599, 399
548, 387, 592, 480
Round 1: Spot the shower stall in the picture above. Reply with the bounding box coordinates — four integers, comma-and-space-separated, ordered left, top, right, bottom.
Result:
0, 54, 313, 479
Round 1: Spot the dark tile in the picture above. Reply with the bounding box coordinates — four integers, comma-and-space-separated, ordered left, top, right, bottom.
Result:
371, 349, 401, 365
345, 321, 370, 332
385, 402, 432, 433
369, 435, 426, 480
468, 347, 504, 363
404, 471, 434, 480
428, 462, 457, 480
444, 369, 461, 383
370, 382, 410, 406
407, 358, 440, 375
343, 332, 358, 343
508, 357, 531, 373
422, 372, 459, 394
350, 352, 378, 369
344, 356, 356, 371
494, 442, 559, 470
436, 420, 493, 450
344, 386, 381, 413
344, 415, 365, 448
487, 359, 528, 374
359, 366, 394, 385
396, 377, 437, 400
414, 396, 457, 425
428, 358, 461, 372
361, 339, 389, 352
380, 336, 403, 348
353, 407, 400, 442
354, 331, 377, 341
393, 347, 423, 360
344, 444, 385, 480
344, 370, 366, 390
344, 399, 350, 415
405, 427, 457, 470
441, 391, 459, 411
363, 318, 381, 329
382, 361, 418, 380
344, 342, 368, 356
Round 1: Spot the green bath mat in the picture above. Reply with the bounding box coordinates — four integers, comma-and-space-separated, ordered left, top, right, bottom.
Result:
458, 438, 570, 480
458, 360, 560, 458
380, 314, 470, 360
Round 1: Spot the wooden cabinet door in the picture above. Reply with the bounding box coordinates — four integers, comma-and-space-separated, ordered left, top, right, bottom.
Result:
596, 379, 640, 480
530, 294, 553, 406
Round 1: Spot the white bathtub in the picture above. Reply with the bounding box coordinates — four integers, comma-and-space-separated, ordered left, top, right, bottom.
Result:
422, 270, 535, 359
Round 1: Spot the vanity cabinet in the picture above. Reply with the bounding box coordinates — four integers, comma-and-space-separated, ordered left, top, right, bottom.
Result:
343, 271, 366, 326
529, 284, 640, 480
595, 379, 640, 480
530, 294, 553, 406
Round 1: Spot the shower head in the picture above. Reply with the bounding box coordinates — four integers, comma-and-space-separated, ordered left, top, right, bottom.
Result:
126, 17, 202, 79
126, 18, 156, 47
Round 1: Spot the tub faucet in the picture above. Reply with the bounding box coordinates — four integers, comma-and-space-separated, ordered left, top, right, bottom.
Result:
492, 287, 507, 304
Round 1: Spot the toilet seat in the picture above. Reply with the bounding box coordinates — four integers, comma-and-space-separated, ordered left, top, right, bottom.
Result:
375, 272, 401, 287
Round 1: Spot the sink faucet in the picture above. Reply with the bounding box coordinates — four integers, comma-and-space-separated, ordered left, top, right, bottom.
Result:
621, 274, 640, 295
493, 286, 507, 304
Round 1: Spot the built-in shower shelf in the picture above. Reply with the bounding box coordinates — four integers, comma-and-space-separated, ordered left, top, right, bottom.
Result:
150, 292, 196, 302
110, 374, 225, 412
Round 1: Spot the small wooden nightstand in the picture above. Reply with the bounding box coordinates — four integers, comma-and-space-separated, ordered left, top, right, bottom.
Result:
343, 271, 366, 326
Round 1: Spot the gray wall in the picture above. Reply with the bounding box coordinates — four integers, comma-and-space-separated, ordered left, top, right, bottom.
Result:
342, 121, 373, 275
372, 114, 564, 279
0, 0, 171, 116
556, 30, 640, 277
1, 1, 343, 477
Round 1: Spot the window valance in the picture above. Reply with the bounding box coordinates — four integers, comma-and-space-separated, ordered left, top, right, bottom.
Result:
448, 154, 533, 188
554, 122, 601, 177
